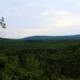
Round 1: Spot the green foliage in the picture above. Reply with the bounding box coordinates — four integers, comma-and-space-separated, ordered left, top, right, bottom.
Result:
0, 39, 80, 80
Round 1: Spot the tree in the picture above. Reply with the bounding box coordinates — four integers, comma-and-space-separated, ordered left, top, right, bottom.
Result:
0, 17, 6, 29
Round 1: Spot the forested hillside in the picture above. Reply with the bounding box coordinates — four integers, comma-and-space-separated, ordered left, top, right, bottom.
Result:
0, 38, 80, 80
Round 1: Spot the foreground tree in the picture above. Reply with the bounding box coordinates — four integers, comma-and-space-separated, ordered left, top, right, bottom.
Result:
0, 17, 6, 28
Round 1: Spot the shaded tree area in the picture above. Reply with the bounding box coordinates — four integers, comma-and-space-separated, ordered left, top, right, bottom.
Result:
1, 39, 80, 80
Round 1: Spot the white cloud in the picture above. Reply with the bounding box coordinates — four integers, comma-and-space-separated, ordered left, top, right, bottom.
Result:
1, 0, 80, 38
3, 7, 80, 38
61, 0, 80, 3
3, 27, 50, 38
36, 9, 80, 27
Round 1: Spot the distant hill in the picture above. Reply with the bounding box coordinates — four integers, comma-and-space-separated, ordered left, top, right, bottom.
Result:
23, 35, 80, 41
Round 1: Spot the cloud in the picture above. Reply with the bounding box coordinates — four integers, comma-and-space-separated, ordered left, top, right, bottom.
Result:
1, 0, 80, 38
3, 7, 80, 38
60, 0, 80, 4
3, 27, 51, 38
35, 8, 80, 27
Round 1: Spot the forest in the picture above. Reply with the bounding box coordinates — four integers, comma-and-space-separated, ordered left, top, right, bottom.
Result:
0, 38, 80, 80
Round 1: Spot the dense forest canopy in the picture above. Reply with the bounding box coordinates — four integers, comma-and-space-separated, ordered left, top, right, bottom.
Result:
0, 39, 80, 80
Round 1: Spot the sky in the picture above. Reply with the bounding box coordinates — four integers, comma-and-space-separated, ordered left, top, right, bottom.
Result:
0, 0, 80, 39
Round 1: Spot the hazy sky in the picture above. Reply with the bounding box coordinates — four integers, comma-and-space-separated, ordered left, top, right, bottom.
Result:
0, 0, 80, 38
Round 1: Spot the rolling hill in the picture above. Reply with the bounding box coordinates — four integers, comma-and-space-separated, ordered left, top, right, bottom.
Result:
23, 35, 80, 41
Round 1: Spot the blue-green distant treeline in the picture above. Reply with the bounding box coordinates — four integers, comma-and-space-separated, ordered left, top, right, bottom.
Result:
23, 35, 80, 41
